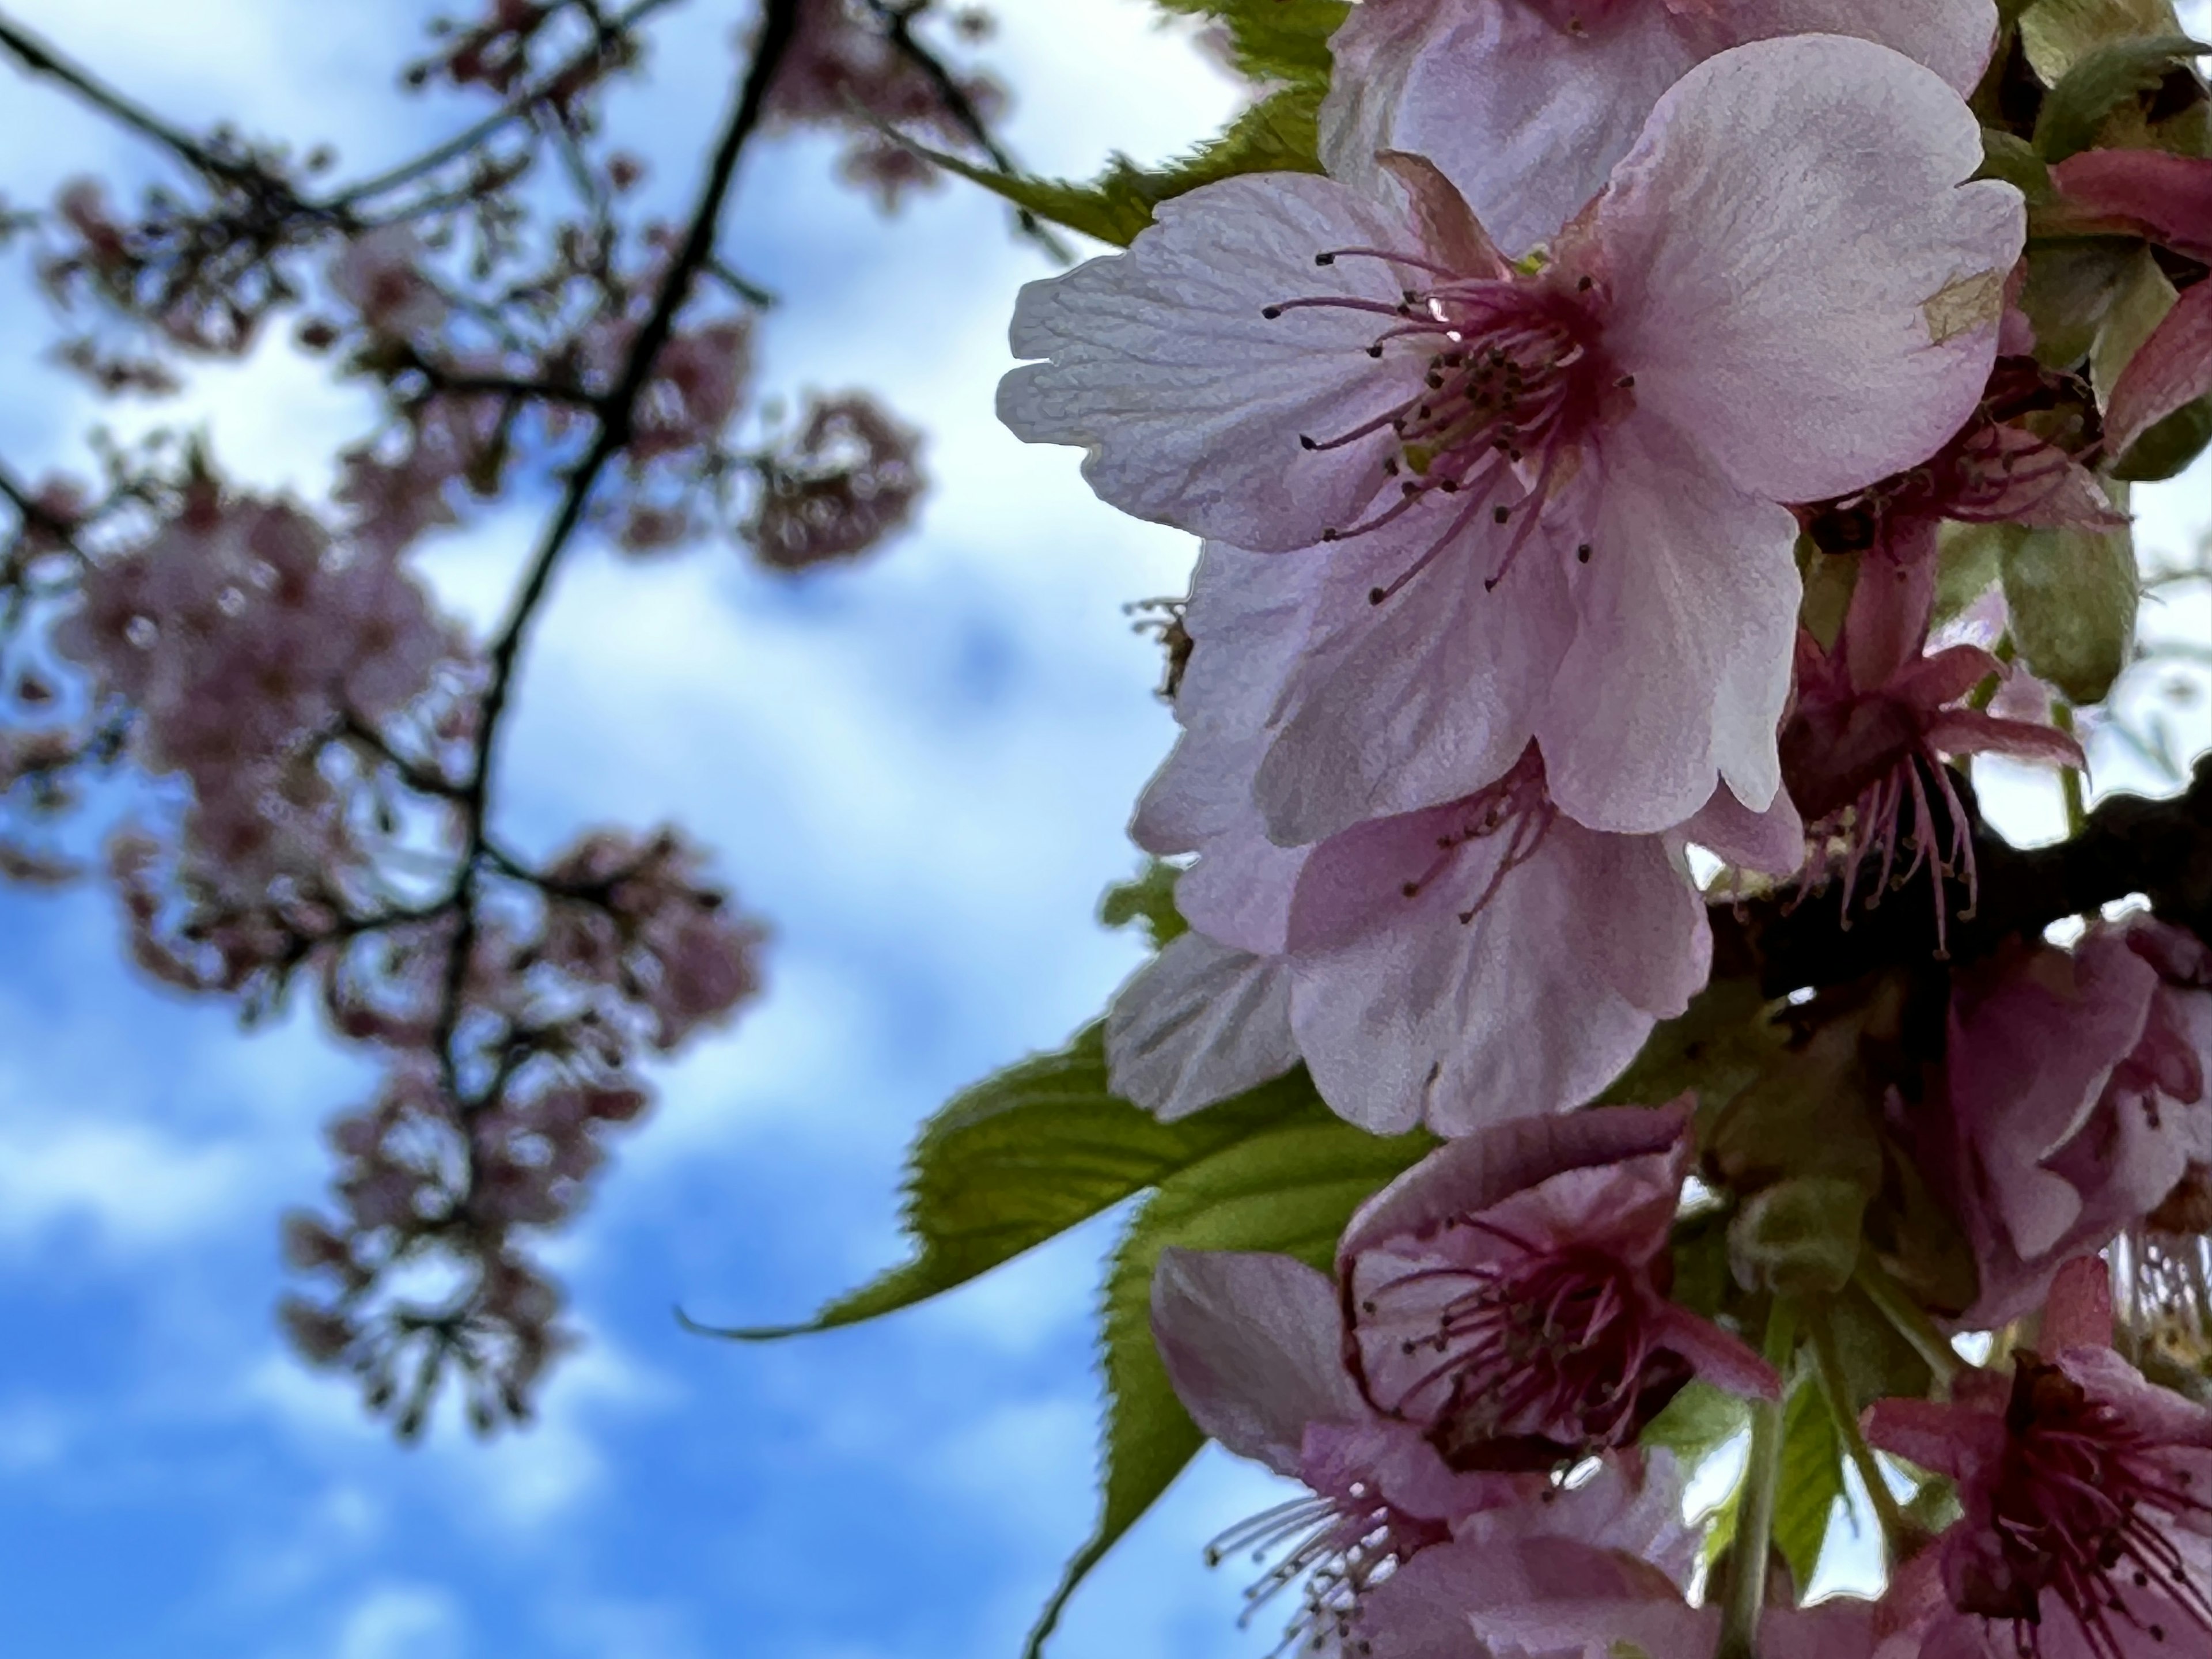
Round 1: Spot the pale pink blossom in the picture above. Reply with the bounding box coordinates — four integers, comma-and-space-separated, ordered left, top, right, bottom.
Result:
1781, 544, 2085, 952
1150, 1246, 1519, 1652
1866, 1341, 2212, 1658
1323, 0, 1997, 257
1002, 37, 2020, 838
1374, 1533, 1877, 1658
327, 225, 447, 341
1338, 1103, 1777, 1468
1925, 918, 2212, 1330
1107, 543, 1796, 1136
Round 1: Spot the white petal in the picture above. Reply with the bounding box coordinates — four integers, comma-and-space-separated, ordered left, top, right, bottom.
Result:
1105, 932, 1301, 1122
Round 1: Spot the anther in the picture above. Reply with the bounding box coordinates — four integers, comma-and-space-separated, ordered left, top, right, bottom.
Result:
1262, 305, 1283, 320
1577, 543, 1592, 563
1315, 252, 1336, 266
1300, 434, 1318, 450
1493, 505, 1512, 524
1368, 586, 1386, 605
1615, 374, 1634, 389
1366, 344, 1385, 359
1576, 275, 1594, 291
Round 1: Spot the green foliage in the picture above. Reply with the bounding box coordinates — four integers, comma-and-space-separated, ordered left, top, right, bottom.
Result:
2033, 34, 2209, 161
1998, 510, 2139, 704
711, 1027, 1325, 1338
1707, 1020, 1885, 1198
1933, 521, 2008, 624
1148, 0, 1348, 84
919, 0, 1346, 248
1099, 860, 1187, 949
1642, 1379, 1752, 1467
1597, 975, 1787, 1113
917, 90, 1327, 249
2019, 0, 2187, 83
1027, 1110, 1434, 1657
1794, 537, 1858, 652
2090, 248, 2180, 403
1728, 1179, 1870, 1298
1772, 1370, 1845, 1594
2114, 391, 2212, 479
2020, 239, 2149, 368
1978, 128, 2054, 201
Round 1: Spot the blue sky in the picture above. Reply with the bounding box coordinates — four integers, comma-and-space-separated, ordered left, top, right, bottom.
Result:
0, 3, 1318, 1654
4, 4, 2212, 1657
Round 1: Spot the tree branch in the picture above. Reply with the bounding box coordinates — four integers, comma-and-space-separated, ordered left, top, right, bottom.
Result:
1724, 758, 2212, 994
430, 0, 804, 1095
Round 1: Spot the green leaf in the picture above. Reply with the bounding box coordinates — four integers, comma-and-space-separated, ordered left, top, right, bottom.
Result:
2092, 248, 2179, 405
1794, 537, 1858, 653
1148, 0, 1349, 86
1728, 1178, 1870, 1298
1979, 127, 2055, 202
1099, 861, 1187, 950
1026, 1113, 1435, 1658
2020, 238, 2151, 369
1998, 506, 2140, 704
2033, 34, 2208, 161
2020, 0, 2187, 83
1641, 1379, 1752, 1468
1707, 1020, 1886, 1199
1933, 521, 2008, 624
2114, 389, 2212, 479
700, 1028, 1325, 1338
1596, 974, 1787, 1113
917, 85, 1324, 249
1772, 1369, 1846, 1594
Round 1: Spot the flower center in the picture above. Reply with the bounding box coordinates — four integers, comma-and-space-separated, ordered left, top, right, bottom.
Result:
1266, 255, 1618, 604
1205, 1483, 1447, 1658
1354, 1232, 1683, 1472
1787, 741, 1977, 960
1396, 745, 1558, 926
1966, 1357, 2212, 1658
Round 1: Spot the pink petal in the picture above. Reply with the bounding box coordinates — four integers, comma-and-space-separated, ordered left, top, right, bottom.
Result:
1338, 1100, 1693, 1261
1681, 778, 1806, 877
1169, 825, 1310, 958
1650, 1302, 1781, 1400
2105, 276, 2212, 457
998, 174, 1419, 549
1104, 932, 1300, 1122
1923, 709, 2084, 770
1601, 35, 2022, 504
1286, 816, 1710, 1135
1321, 0, 1698, 258
1249, 508, 1572, 846
1862, 1395, 1991, 1481
1726, 0, 1998, 96
2052, 148, 2212, 263
2041, 1253, 2115, 1354
1534, 415, 1799, 834
1147, 1248, 1366, 1476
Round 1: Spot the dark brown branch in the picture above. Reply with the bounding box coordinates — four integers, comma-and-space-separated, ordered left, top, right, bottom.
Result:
860, 0, 1072, 263
430, 0, 805, 1096
1722, 759, 2212, 995
0, 9, 246, 183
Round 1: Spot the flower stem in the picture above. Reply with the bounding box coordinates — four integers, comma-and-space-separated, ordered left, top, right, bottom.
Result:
1854, 1259, 1962, 1392
1806, 1303, 1909, 1563
2055, 702, 2088, 836
1715, 1299, 1800, 1659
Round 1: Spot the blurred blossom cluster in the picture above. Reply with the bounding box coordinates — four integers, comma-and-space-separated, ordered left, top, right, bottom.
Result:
0, 0, 1026, 1433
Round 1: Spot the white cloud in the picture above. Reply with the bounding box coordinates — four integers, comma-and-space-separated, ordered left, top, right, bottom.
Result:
334, 1584, 467, 1659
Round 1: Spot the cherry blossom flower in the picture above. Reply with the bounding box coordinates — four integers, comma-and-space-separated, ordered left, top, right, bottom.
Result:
1105, 543, 1797, 1135
1781, 535, 2086, 953
1322, 0, 1997, 257
1373, 1533, 1878, 1658
328, 225, 447, 342
1152, 1234, 1707, 1656
744, 392, 926, 570
1925, 918, 2212, 1330
1002, 36, 2020, 838
1150, 1245, 1521, 1652
1338, 1103, 1778, 1469
1866, 1336, 2212, 1659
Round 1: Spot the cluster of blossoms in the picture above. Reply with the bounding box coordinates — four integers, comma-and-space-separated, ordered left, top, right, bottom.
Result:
0, 0, 1023, 1432
989, 0, 2212, 1653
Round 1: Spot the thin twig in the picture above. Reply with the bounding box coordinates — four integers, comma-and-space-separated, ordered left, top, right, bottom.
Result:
430, 0, 805, 1098
0, 9, 247, 183
860, 0, 1072, 263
